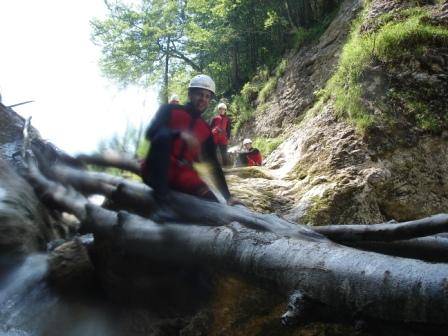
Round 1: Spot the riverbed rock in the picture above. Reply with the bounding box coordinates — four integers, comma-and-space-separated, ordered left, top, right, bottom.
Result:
48, 238, 96, 294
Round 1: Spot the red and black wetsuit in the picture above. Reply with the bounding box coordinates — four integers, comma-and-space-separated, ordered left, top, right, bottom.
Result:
246, 148, 262, 166
142, 103, 231, 201
235, 148, 262, 167
210, 114, 231, 166
210, 114, 231, 145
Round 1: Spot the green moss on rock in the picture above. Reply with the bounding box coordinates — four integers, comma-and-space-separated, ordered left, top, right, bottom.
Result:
324, 3, 448, 133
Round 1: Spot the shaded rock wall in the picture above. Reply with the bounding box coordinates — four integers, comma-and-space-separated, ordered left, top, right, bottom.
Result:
247, 0, 363, 138
266, 106, 448, 225
256, 0, 448, 225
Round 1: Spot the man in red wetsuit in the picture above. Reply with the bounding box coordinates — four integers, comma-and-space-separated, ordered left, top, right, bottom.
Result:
210, 102, 231, 166
235, 138, 262, 167
142, 74, 236, 204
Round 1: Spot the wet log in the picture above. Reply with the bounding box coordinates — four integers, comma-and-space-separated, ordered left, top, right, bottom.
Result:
343, 235, 448, 263
70, 154, 448, 244
99, 214, 448, 326
314, 215, 448, 242
39, 164, 448, 255
35, 164, 323, 241
26, 161, 448, 326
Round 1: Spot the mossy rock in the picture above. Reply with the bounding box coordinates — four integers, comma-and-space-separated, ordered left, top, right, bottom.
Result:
225, 167, 274, 180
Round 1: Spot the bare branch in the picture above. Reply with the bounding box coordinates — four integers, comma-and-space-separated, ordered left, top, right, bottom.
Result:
76, 152, 141, 175
314, 215, 448, 242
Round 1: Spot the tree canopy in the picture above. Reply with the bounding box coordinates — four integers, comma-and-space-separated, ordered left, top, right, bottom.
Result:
91, 0, 339, 102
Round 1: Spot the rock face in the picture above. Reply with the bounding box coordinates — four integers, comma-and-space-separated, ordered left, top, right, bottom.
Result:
235, 0, 448, 226
265, 106, 448, 225
47, 238, 95, 293
247, 0, 363, 138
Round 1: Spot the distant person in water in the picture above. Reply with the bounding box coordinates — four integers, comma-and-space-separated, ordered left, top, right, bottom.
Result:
235, 138, 262, 167
169, 94, 180, 104
141, 74, 238, 204
210, 102, 231, 167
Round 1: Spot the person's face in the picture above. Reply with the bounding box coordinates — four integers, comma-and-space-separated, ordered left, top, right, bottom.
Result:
188, 89, 213, 113
218, 107, 227, 115
244, 143, 252, 150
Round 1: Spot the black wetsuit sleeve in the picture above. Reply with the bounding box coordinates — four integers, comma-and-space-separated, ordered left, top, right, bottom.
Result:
202, 136, 231, 201
145, 104, 179, 140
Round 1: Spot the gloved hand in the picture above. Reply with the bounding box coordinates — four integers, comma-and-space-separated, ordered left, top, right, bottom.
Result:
180, 131, 200, 150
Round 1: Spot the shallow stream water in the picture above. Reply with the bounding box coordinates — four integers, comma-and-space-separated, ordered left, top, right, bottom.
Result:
0, 254, 118, 336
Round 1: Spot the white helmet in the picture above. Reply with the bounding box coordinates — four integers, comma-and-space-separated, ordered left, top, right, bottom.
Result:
243, 138, 252, 145
189, 74, 216, 94
169, 94, 179, 103
217, 102, 227, 110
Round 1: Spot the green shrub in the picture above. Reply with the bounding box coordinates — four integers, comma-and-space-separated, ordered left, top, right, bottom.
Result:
230, 61, 286, 133
230, 94, 254, 134
275, 59, 288, 78
252, 137, 283, 156
258, 77, 277, 103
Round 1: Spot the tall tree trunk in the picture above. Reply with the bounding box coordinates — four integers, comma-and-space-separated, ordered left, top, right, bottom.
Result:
163, 36, 171, 103
249, 12, 257, 73
284, 0, 300, 32
230, 43, 240, 89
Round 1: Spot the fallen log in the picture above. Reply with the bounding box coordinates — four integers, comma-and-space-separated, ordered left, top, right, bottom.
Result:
344, 235, 448, 263
85, 207, 448, 326
71, 154, 448, 244
314, 215, 448, 242
38, 164, 324, 241
26, 160, 448, 326
41, 164, 448, 251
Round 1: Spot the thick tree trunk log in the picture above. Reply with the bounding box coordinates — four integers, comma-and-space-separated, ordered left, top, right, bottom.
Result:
37, 164, 324, 241
26, 161, 448, 326
87, 208, 448, 325
55, 155, 448, 244
41, 164, 448, 246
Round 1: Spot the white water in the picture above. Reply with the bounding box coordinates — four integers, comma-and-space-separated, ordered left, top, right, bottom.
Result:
0, 254, 53, 336
0, 254, 114, 336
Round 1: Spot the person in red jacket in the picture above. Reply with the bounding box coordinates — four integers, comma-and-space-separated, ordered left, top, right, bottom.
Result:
169, 94, 180, 104
141, 74, 236, 204
235, 138, 262, 167
210, 102, 231, 166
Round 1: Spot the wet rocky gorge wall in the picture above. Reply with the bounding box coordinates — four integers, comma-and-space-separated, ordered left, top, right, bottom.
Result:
1, 1, 447, 335
247, 0, 448, 225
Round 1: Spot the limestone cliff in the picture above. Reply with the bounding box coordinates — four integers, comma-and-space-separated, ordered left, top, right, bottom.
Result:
233, 0, 448, 226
